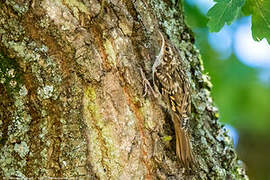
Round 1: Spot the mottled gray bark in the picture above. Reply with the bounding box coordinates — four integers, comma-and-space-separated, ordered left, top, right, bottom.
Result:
0, 0, 248, 179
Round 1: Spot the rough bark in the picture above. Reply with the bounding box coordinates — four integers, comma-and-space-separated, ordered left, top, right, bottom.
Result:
0, 0, 248, 179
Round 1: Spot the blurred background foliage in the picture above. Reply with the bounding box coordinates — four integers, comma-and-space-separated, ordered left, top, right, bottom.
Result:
183, 0, 270, 179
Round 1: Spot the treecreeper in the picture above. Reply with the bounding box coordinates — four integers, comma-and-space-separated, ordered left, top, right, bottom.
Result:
150, 31, 195, 169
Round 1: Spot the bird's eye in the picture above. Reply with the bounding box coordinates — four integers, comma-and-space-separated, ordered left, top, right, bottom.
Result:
165, 47, 169, 51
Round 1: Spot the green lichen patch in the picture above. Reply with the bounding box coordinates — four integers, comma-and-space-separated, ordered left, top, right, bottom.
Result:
83, 86, 124, 179
104, 39, 117, 67
14, 142, 29, 158
85, 86, 98, 117
85, 86, 96, 102
0, 52, 23, 95
63, 0, 90, 19
37, 85, 54, 99
83, 87, 106, 178
5, 0, 30, 16
162, 135, 172, 142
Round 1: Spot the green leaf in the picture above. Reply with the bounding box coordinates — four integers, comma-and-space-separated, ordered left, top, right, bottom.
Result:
207, 0, 245, 32
243, 0, 270, 43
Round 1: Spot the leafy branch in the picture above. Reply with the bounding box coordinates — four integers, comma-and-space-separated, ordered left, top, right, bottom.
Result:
207, 0, 270, 44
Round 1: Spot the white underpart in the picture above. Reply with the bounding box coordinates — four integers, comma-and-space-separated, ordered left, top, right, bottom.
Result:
152, 31, 165, 88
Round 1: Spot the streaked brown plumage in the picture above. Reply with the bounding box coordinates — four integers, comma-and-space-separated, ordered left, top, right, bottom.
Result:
153, 31, 195, 168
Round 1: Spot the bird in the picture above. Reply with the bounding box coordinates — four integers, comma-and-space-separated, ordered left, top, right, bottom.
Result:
152, 31, 195, 169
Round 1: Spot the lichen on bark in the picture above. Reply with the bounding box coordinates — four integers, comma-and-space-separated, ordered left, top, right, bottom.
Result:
0, 0, 248, 179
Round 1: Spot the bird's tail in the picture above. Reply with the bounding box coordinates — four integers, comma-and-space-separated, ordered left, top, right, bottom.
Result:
173, 118, 195, 169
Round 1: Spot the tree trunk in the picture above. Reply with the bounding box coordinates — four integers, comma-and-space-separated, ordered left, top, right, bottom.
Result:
0, 0, 248, 179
